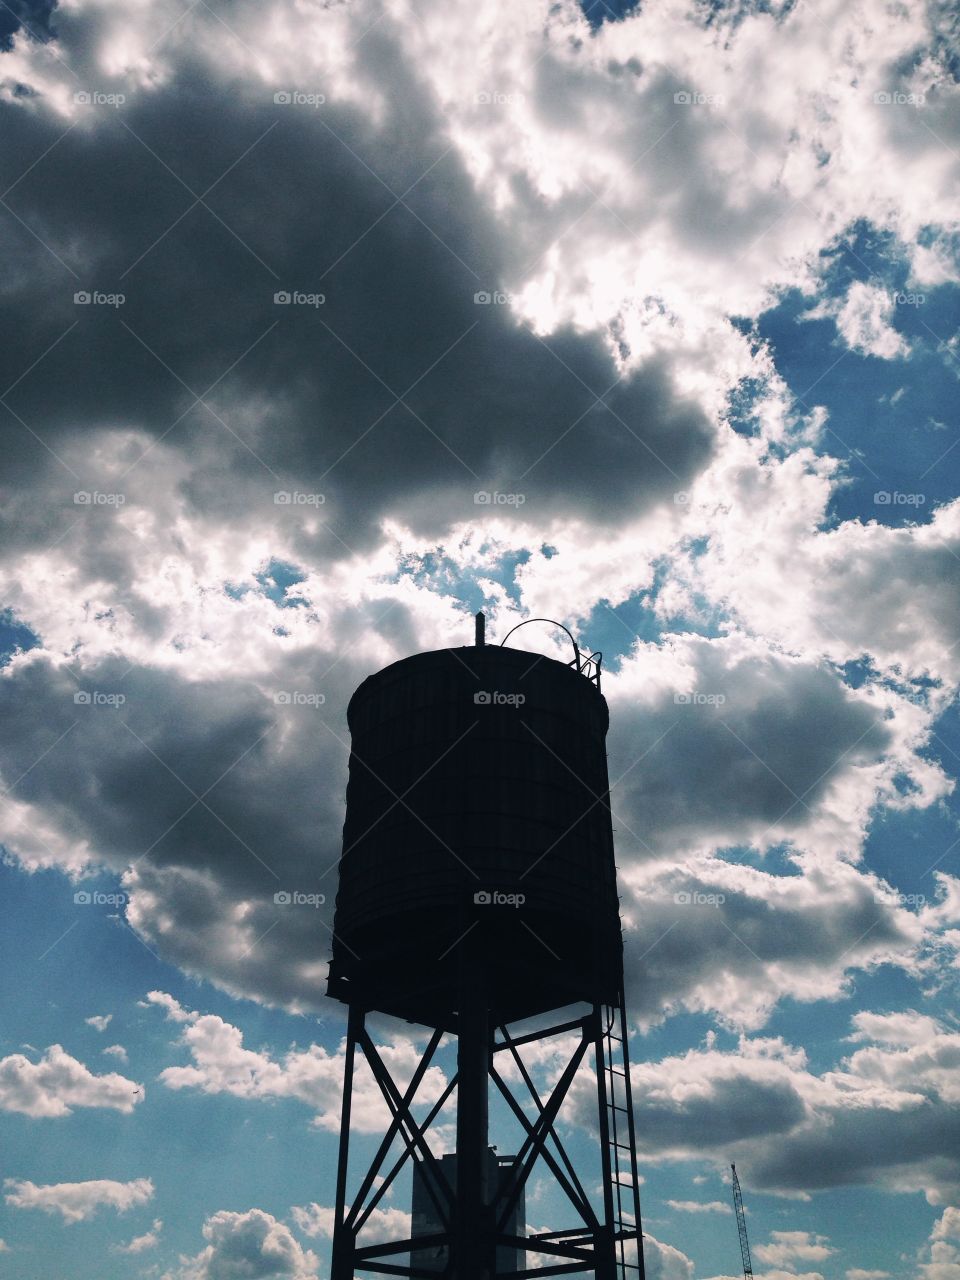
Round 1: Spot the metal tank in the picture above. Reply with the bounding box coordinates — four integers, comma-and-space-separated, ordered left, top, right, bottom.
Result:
327, 619, 622, 1026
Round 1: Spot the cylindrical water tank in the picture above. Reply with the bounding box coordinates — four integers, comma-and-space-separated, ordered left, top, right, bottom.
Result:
327, 643, 623, 1025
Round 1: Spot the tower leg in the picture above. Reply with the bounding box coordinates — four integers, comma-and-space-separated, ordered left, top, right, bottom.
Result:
332, 1005, 361, 1280
454, 935, 491, 1279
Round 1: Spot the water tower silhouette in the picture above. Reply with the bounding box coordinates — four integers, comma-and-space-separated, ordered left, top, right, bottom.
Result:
328, 614, 645, 1280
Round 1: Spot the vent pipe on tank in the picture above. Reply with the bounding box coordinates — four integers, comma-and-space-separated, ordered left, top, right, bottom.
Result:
475, 611, 485, 647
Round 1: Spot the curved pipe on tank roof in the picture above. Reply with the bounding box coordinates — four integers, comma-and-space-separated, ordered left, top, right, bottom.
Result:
498, 617, 583, 670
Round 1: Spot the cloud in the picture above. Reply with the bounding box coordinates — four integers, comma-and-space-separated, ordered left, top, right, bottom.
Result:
754, 1231, 835, 1269
0, 1044, 142, 1116
167, 1208, 318, 1280
140, 991, 200, 1024
290, 1202, 410, 1243
917, 1207, 960, 1279
151, 995, 448, 1132
102, 1044, 129, 1063
808, 281, 910, 359
846, 1271, 890, 1280
642, 1232, 695, 1280
85, 1014, 112, 1032
4, 1177, 154, 1223
113, 1219, 162, 1254
665, 1199, 732, 1214
564, 1009, 960, 1204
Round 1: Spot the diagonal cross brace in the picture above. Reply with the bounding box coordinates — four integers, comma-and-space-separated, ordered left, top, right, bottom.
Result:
492, 1027, 592, 1231
345, 1025, 445, 1232
358, 1027, 454, 1231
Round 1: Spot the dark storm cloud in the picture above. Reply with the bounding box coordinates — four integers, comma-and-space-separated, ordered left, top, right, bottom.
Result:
608, 645, 891, 855
0, 41, 714, 556
0, 1, 56, 53
631, 1070, 807, 1151
749, 1100, 960, 1201
0, 649, 352, 1004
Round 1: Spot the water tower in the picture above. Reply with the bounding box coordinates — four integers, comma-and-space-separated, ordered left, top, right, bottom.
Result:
327, 614, 645, 1280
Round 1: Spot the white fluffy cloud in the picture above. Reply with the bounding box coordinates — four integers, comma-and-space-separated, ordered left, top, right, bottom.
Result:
917, 1207, 960, 1280
167, 1208, 318, 1280
754, 1231, 835, 1270
290, 1202, 410, 1243
151, 994, 448, 1133
643, 1232, 695, 1280
0, 1044, 142, 1117
4, 1177, 154, 1223
85, 1014, 112, 1032
809, 281, 910, 359
113, 1218, 162, 1254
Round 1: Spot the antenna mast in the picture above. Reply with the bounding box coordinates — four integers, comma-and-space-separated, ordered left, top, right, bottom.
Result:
731, 1164, 753, 1279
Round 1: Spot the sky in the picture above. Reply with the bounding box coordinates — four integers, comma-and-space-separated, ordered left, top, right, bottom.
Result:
0, 0, 959, 1277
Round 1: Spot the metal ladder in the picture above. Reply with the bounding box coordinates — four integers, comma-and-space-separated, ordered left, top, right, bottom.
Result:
602, 995, 645, 1280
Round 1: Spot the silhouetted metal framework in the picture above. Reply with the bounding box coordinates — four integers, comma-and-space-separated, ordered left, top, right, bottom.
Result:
731, 1165, 753, 1280
328, 614, 645, 1280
